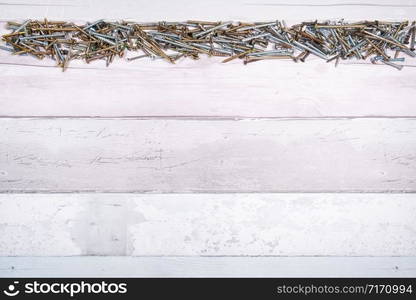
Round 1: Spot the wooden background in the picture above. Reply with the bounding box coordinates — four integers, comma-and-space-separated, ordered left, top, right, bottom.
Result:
0, 0, 415, 277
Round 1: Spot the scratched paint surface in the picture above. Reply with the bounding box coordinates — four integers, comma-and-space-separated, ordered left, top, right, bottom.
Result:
0, 0, 415, 276
1, 118, 416, 192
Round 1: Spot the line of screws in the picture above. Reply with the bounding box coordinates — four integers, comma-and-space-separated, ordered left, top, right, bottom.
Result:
1, 19, 415, 70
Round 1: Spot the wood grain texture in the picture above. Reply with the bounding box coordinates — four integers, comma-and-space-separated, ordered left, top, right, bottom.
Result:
1, 118, 415, 192
0, 0, 415, 268
1, 257, 415, 277
0, 193, 415, 256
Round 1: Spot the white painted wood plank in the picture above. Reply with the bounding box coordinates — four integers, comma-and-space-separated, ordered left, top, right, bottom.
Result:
0, 118, 415, 192
0, 54, 415, 117
0, 193, 415, 256
1, 257, 415, 277
1, 0, 415, 22
1, 1, 415, 118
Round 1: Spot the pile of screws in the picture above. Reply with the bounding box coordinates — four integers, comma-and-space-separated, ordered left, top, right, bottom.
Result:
1, 19, 415, 70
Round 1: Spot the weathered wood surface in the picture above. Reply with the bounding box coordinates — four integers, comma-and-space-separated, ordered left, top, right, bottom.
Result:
0, 193, 415, 256
1, 118, 415, 192
0, 0, 415, 277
